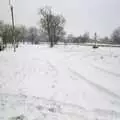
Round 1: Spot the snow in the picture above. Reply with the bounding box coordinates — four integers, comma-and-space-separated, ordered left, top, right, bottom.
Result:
0, 44, 120, 120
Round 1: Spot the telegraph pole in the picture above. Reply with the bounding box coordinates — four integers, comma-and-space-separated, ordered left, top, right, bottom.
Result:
9, 0, 16, 52
94, 32, 97, 46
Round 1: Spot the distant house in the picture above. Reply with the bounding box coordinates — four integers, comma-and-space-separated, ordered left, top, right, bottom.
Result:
99, 38, 113, 44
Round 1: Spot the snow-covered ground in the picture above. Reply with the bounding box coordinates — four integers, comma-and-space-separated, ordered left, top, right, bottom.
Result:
0, 44, 120, 120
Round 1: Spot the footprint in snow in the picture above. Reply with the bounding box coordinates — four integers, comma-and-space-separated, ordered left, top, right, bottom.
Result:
51, 85, 55, 88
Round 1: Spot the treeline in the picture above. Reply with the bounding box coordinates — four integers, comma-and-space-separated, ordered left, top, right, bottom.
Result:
66, 29, 120, 45
0, 6, 66, 48
0, 6, 120, 49
0, 21, 44, 45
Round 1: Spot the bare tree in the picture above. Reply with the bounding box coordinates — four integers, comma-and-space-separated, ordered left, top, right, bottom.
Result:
67, 34, 75, 43
39, 6, 53, 47
51, 15, 66, 44
0, 23, 13, 46
0, 21, 4, 39
111, 27, 120, 44
28, 27, 38, 44
38, 6, 66, 47
18, 26, 28, 44
81, 32, 89, 43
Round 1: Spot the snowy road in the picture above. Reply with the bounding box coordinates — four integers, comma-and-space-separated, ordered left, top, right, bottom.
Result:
0, 45, 120, 119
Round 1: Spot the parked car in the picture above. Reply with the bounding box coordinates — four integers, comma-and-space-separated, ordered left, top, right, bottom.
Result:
93, 44, 99, 49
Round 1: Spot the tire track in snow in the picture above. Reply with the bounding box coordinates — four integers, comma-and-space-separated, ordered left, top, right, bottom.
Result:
46, 61, 58, 76
0, 93, 86, 112
91, 64, 120, 78
45, 60, 60, 101
69, 68, 120, 100
1, 93, 120, 120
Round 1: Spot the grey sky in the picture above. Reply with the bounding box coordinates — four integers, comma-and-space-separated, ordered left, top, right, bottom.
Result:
0, 0, 120, 37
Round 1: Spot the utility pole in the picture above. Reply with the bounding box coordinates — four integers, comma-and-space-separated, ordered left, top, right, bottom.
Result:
94, 32, 97, 46
9, 0, 16, 52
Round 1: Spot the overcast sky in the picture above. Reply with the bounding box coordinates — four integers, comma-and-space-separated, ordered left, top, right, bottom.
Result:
0, 0, 120, 37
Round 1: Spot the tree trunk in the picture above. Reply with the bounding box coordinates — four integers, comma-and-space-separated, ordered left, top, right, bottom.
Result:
48, 27, 54, 48
32, 34, 34, 44
50, 36, 53, 47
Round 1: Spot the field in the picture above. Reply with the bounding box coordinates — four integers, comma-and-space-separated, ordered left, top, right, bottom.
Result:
0, 44, 120, 120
